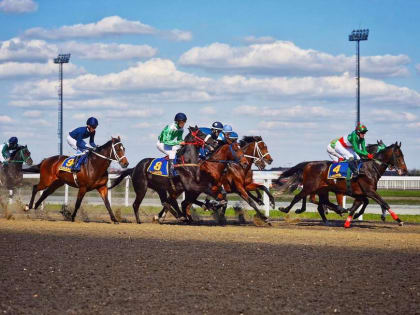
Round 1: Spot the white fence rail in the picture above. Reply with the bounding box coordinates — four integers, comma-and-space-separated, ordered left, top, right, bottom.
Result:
19, 173, 420, 217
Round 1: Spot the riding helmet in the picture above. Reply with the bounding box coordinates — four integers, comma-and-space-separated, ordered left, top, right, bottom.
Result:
356, 123, 368, 134
8, 137, 18, 145
229, 132, 239, 140
223, 124, 233, 132
211, 121, 223, 130
86, 117, 99, 127
174, 113, 187, 122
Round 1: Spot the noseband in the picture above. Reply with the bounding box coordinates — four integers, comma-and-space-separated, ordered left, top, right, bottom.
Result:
92, 141, 126, 163
243, 141, 270, 164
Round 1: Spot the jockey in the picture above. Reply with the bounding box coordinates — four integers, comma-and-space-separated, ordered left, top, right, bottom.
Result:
67, 117, 98, 172
157, 112, 187, 176
227, 131, 239, 142
198, 121, 224, 159
329, 123, 374, 175
0, 137, 19, 163
217, 124, 233, 143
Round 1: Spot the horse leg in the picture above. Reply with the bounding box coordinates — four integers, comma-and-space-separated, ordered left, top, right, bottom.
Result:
97, 185, 118, 224
236, 185, 269, 224
247, 190, 264, 206
353, 197, 369, 220
278, 189, 308, 213
34, 180, 64, 209
365, 190, 403, 226
131, 181, 148, 224
317, 193, 330, 225
343, 198, 364, 228
71, 187, 87, 222
295, 196, 307, 214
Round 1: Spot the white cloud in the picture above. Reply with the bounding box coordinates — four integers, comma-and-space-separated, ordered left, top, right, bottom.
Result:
0, 115, 13, 123
408, 122, 420, 129
0, 38, 56, 63
199, 106, 216, 114
0, 60, 85, 79
243, 36, 276, 44
60, 41, 157, 60
134, 122, 161, 129
179, 41, 410, 78
258, 120, 318, 129
370, 109, 416, 122
23, 16, 192, 41
22, 110, 42, 118
0, 0, 37, 13
234, 105, 340, 119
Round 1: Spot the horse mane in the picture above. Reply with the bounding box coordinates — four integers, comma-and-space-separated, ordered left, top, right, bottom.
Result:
96, 139, 113, 151
239, 136, 262, 148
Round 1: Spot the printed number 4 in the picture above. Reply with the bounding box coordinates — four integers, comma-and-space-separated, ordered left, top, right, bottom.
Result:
154, 161, 162, 171
333, 165, 341, 173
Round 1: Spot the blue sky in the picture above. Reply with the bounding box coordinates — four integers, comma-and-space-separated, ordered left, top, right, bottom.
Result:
0, 0, 419, 168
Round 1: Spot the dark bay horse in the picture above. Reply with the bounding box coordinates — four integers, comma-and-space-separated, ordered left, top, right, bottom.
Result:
277, 143, 407, 227
277, 141, 387, 216
25, 137, 128, 223
0, 145, 33, 199
109, 127, 223, 223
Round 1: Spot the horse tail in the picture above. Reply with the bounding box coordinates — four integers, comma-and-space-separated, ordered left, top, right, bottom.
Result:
274, 161, 309, 193
108, 168, 133, 189
22, 163, 42, 173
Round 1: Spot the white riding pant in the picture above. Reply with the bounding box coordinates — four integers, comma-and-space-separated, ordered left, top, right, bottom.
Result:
66, 135, 86, 155
334, 141, 360, 160
326, 144, 342, 162
156, 142, 180, 159
0, 144, 5, 162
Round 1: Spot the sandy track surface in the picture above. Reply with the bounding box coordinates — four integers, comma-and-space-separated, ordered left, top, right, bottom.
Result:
1, 219, 419, 314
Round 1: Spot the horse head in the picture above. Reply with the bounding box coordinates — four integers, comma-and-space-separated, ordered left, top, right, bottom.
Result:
227, 142, 249, 169
239, 136, 273, 170
11, 145, 33, 166
376, 142, 407, 175
111, 136, 129, 168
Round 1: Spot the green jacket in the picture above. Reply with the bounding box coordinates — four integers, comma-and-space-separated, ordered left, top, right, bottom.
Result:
2, 143, 11, 159
347, 131, 369, 157
158, 123, 184, 146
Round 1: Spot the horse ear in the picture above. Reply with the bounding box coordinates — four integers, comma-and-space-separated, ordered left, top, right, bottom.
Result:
118, 136, 121, 141
399, 142, 401, 147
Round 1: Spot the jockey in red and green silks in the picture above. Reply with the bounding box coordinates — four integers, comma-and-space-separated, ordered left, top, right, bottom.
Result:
327, 124, 374, 162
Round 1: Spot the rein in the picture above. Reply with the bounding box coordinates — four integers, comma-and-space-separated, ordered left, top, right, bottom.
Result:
206, 144, 241, 164
5, 148, 30, 164
182, 130, 206, 148
92, 141, 126, 163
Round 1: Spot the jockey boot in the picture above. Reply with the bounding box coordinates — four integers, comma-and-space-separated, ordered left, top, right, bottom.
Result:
348, 159, 359, 177
168, 159, 176, 178
72, 156, 81, 172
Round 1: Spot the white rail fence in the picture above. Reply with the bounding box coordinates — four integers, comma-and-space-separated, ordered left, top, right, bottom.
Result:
17, 173, 420, 217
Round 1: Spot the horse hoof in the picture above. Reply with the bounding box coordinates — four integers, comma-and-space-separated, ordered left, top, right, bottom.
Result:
381, 215, 386, 222
295, 208, 305, 214
24, 205, 30, 212
278, 207, 288, 213
113, 221, 119, 225
399, 221, 404, 227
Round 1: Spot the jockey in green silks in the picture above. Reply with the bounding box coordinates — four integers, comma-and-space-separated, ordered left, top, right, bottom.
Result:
327, 123, 373, 175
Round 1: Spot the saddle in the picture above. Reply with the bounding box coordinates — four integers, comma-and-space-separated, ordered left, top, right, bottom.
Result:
59, 153, 88, 173
147, 157, 171, 176
328, 161, 363, 179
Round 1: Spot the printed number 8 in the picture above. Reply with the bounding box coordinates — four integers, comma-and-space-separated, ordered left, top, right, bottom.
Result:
154, 161, 162, 171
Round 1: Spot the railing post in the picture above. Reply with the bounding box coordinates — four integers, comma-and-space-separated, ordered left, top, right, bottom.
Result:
64, 184, 69, 205
125, 176, 129, 207
8, 190, 13, 204
263, 179, 270, 217
107, 178, 112, 206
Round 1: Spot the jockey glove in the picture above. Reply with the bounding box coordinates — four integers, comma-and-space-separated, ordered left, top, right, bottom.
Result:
367, 153, 374, 159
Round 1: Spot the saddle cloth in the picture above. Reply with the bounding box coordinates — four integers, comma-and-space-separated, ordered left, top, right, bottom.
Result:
59, 156, 77, 173
147, 157, 170, 176
327, 161, 362, 179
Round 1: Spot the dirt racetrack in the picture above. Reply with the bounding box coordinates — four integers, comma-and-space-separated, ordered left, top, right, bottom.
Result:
1, 217, 419, 314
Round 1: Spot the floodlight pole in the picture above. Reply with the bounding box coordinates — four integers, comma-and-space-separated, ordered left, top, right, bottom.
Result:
54, 54, 71, 156
349, 29, 369, 126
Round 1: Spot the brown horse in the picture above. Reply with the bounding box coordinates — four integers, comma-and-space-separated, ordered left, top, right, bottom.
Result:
277, 143, 407, 227
25, 137, 128, 223
187, 136, 274, 223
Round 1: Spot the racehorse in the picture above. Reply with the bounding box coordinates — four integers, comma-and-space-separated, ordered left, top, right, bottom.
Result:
281, 141, 387, 216
180, 136, 274, 224
25, 137, 128, 223
277, 142, 407, 227
109, 127, 224, 224
0, 145, 33, 199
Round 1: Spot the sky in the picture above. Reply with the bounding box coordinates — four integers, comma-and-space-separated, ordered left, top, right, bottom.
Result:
0, 0, 419, 169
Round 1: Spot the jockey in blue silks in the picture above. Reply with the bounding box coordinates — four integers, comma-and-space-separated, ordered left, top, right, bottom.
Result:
198, 121, 223, 159
67, 117, 98, 172
217, 124, 233, 143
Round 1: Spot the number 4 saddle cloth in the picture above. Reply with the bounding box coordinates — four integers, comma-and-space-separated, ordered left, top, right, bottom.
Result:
327, 161, 363, 179
147, 157, 170, 176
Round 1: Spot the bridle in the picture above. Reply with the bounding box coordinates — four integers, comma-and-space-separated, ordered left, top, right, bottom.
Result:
243, 140, 270, 164
182, 129, 207, 148
6, 147, 31, 164
92, 141, 126, 163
